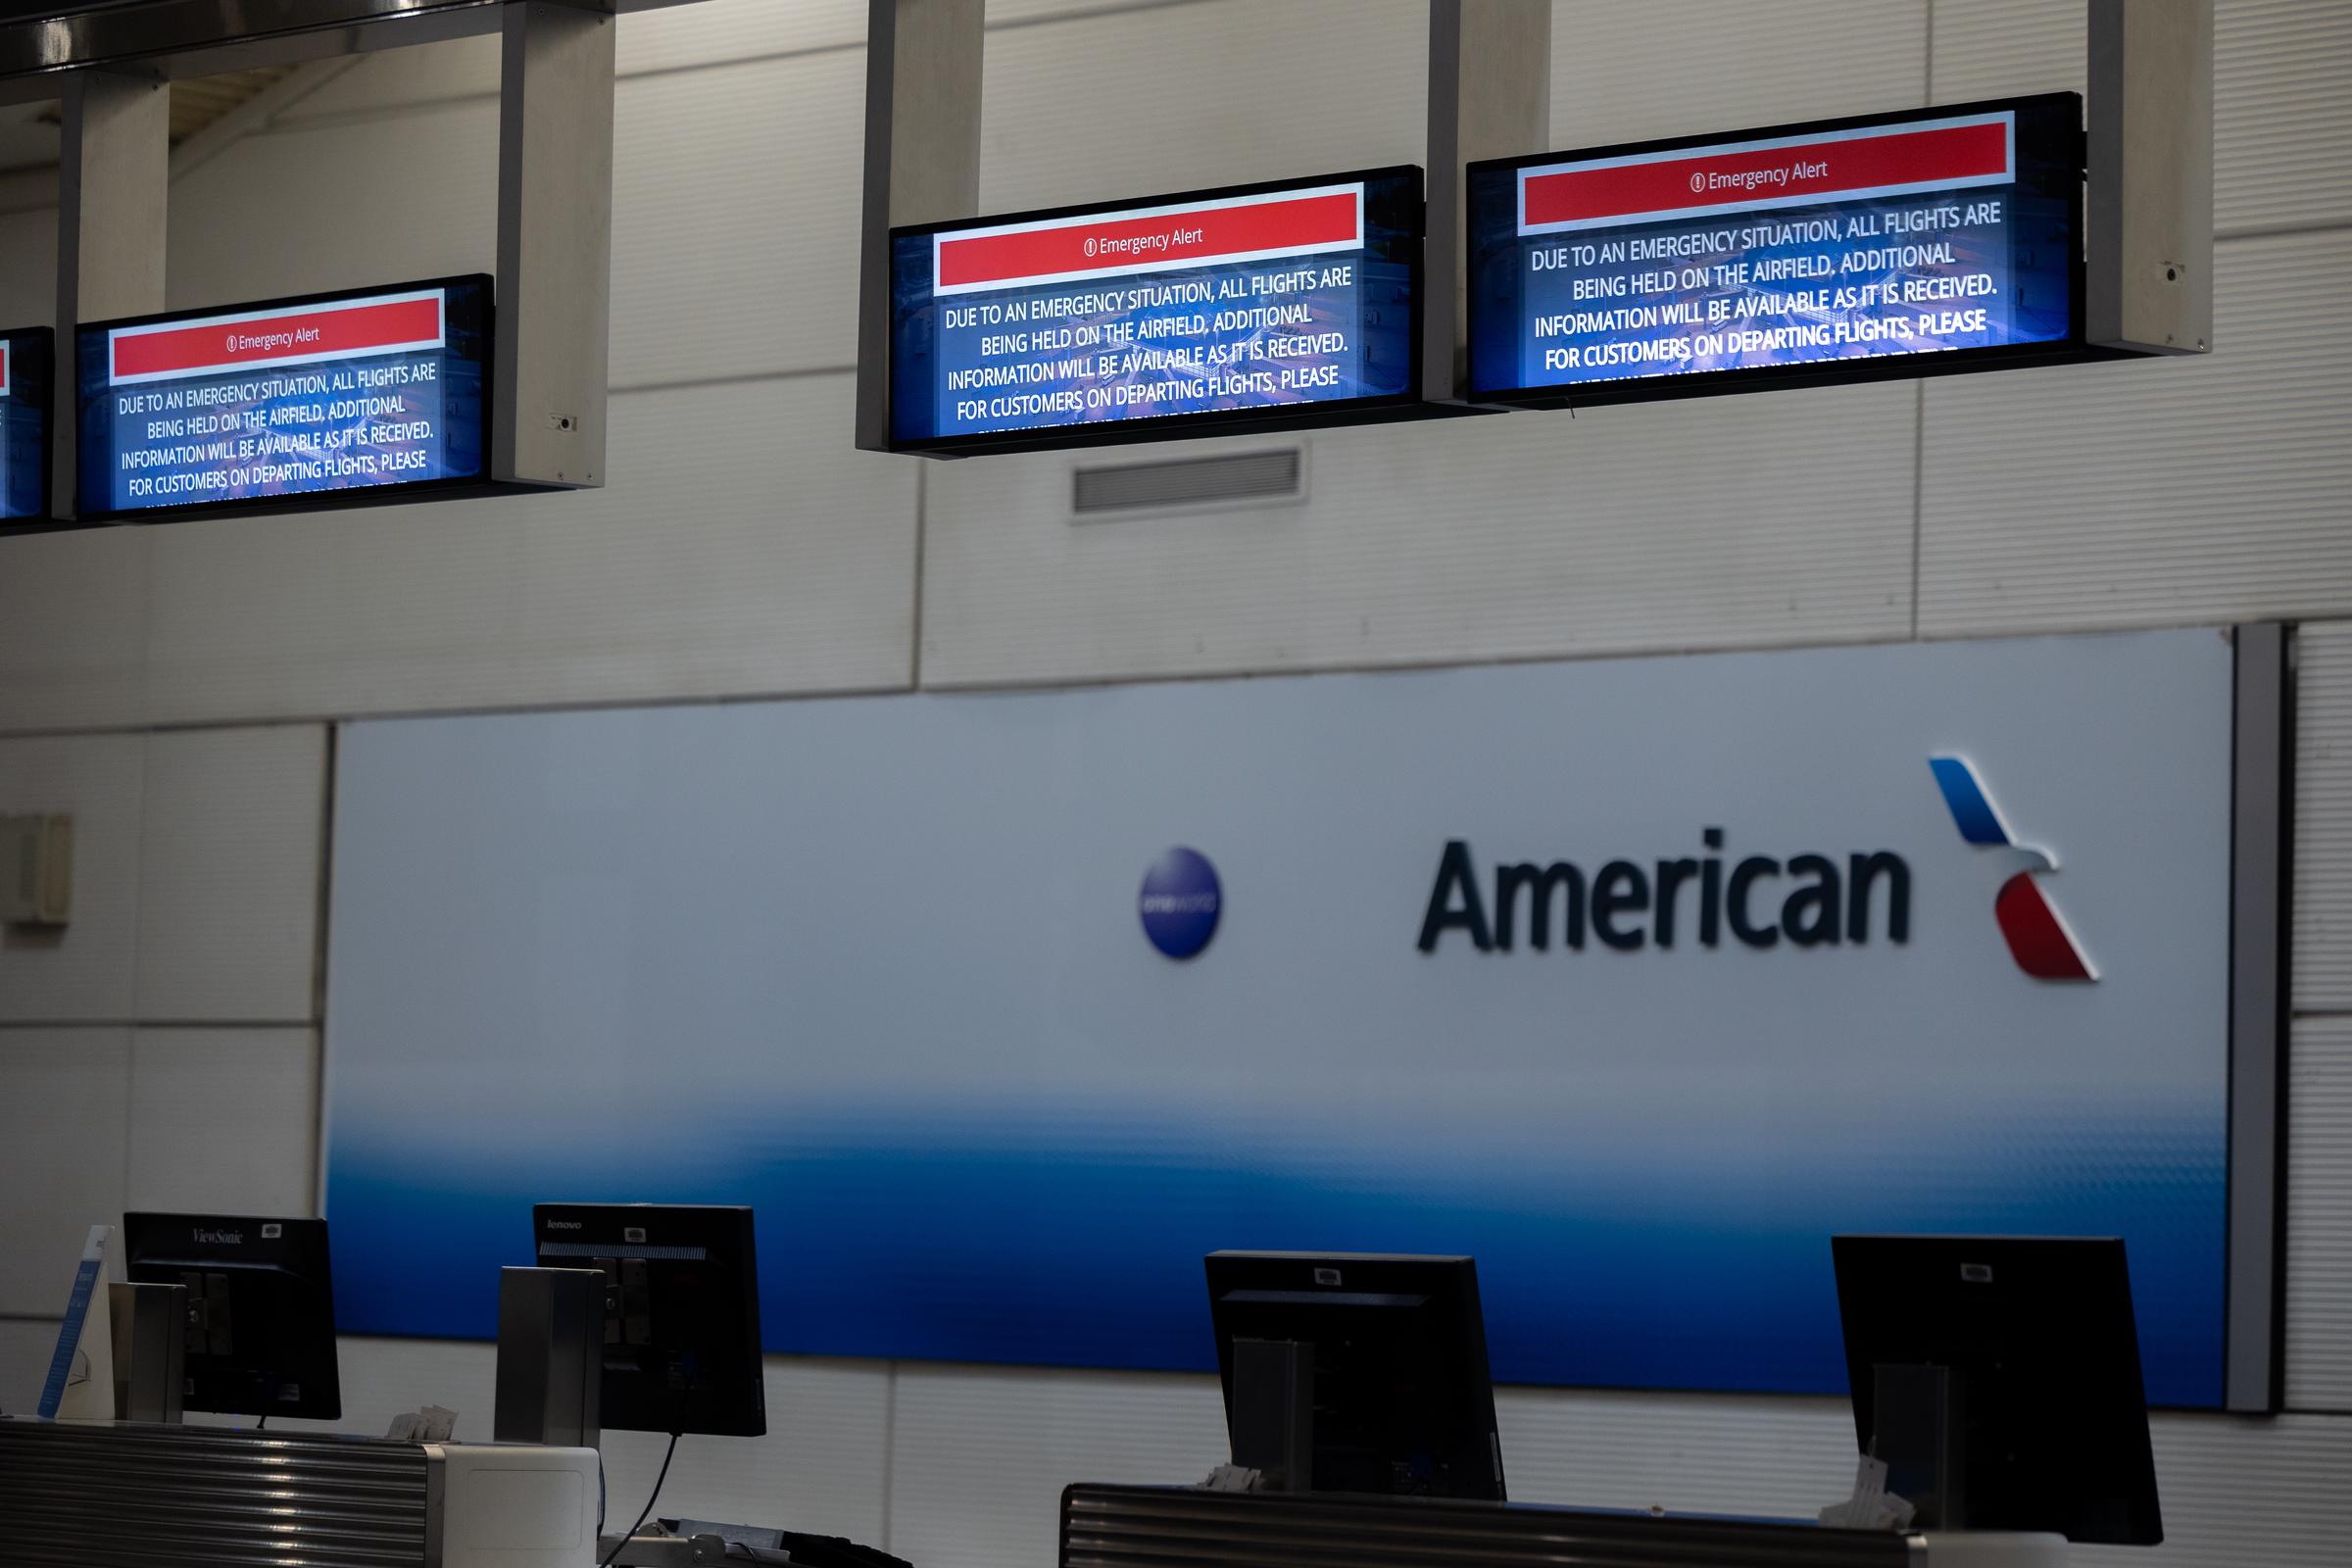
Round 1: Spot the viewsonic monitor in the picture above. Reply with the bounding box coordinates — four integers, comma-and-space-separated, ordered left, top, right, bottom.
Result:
1205, 1250, 1503, 1501
122, 1212, 342, 1421
1833, 1234, 2162, 1545
534, 1203, 765, 1438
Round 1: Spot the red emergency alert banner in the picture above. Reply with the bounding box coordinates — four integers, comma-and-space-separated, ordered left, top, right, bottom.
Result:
934, 183, 1363, 295
1519, 112, 2014, 234
109, 289, 446, 386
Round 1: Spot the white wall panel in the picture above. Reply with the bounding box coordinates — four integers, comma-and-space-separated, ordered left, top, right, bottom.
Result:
125, 1028, 318, 1217
0, 529, 148, 736
1551, 0, 1927, 148
2295, 622, 2352, 1012
889, 1364, 1228, 1568
2078, 1411, 2352, 1567
620, 0, 866, 73
2212, 0, 2352, 236
610, 52, 866, 385
1936, 1, 2352, 237
269, 35, 498, 126
0, 1028, 128, 1317
129, 373, 915, 724
977, 0, 1424, 216
0, 206, 54, 326
166, 100, 497, 309
133, 727, 325, 1021
1930, 0, 2083, 105
1918, 233, 2352, 637
184, 1332, 500, 1438
0, 735, 142, 1021
1495, 1387, 1852, 1514
921, 383, 1914, 688
601, 1360, 893, 1547
0, 1316, 60, 1416
2286, 1017, 2352, 1412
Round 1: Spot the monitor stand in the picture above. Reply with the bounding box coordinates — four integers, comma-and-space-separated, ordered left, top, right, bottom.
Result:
1228, 1337, 1315, 1494
1873, 1360, 1968, 1529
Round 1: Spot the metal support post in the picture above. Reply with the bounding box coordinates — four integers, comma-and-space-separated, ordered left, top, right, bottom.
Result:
495, 0, 616, 488
1424, 0, 1548, 404
2086, 0, 2213, 355
855, 0, 983, 452
52, 69, 168, 519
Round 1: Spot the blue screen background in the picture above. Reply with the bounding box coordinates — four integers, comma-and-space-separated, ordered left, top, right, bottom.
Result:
1, 329, 48, 520
76, 278, 490, 517
891, 172, 1418, 447
1469, 100, 2080, 397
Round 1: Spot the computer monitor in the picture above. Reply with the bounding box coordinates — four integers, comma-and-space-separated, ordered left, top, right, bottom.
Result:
1204, 1250, 1504, 1501
121, 1212, 341, 1421
1832, 1235, 2163, 1546
533, 1203, 765, 1438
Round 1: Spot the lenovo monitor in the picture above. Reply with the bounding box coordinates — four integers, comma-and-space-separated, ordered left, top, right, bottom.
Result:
533, 1202, 764, 1438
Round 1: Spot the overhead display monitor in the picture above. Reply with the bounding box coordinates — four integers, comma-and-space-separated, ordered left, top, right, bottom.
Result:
1, 326, 52, 521
76, 274, 490, 520
890, 167, 1422, 455
1467, 95, 2085, 405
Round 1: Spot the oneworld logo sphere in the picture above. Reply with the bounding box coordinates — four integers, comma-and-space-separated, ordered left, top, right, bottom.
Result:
1139, 847, 1221, 959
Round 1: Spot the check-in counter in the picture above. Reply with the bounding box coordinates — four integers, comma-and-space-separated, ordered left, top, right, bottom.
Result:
1059, 1483, 2071, 1568
0, 1416, 598, 1567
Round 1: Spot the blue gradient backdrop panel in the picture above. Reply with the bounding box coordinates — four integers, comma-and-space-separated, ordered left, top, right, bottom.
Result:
75, 276, 488, 519
890, 169, 1419, 450
0, 327, 50, 519
1468, 97, 2081, 400
326, 631, 2237, 1406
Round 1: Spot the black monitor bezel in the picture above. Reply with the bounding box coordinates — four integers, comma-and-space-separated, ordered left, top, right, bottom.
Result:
0, 324, 54, 526
122, 1210, 343, 1422
532, 1201, 766, 1439
71, 272, 497, 526
1464, 93, 2110, 411
887, 165, 1433, 458
1204, 1250, 1504, 1502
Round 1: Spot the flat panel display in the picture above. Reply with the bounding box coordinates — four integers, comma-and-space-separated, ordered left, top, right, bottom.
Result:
76, 275, 490, 520
0, 326, 51, 520
1468, 96, 2084, 404
890, 167, 1421, 454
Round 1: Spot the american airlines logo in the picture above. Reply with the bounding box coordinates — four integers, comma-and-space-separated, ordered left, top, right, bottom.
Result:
1928, 755, 2096, 982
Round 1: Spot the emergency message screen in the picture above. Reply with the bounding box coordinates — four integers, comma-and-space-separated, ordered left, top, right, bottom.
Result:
890, 168, 1420, 452
1468, 97, 2082, 402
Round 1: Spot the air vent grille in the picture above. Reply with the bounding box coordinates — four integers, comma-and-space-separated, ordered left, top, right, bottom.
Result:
1072, 447, 1304, 517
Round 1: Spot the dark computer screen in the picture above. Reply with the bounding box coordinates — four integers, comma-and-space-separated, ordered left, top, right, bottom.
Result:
534, 1203, 765, 1438
1205, 1250, 1503, 1501
1833, 1234, 2163, 1545
121, 1212, 342, 1421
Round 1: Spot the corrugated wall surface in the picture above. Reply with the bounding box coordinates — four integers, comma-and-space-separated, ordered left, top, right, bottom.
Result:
2, 4, 2349, 1566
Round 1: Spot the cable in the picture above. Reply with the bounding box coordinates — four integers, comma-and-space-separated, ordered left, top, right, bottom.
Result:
255, 1415, 267, 1431
598, 1432, 679, 1568
597, 1452, 607, 1538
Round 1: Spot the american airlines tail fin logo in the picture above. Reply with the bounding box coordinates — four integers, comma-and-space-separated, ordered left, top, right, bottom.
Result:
1928, 756, 2097, 983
